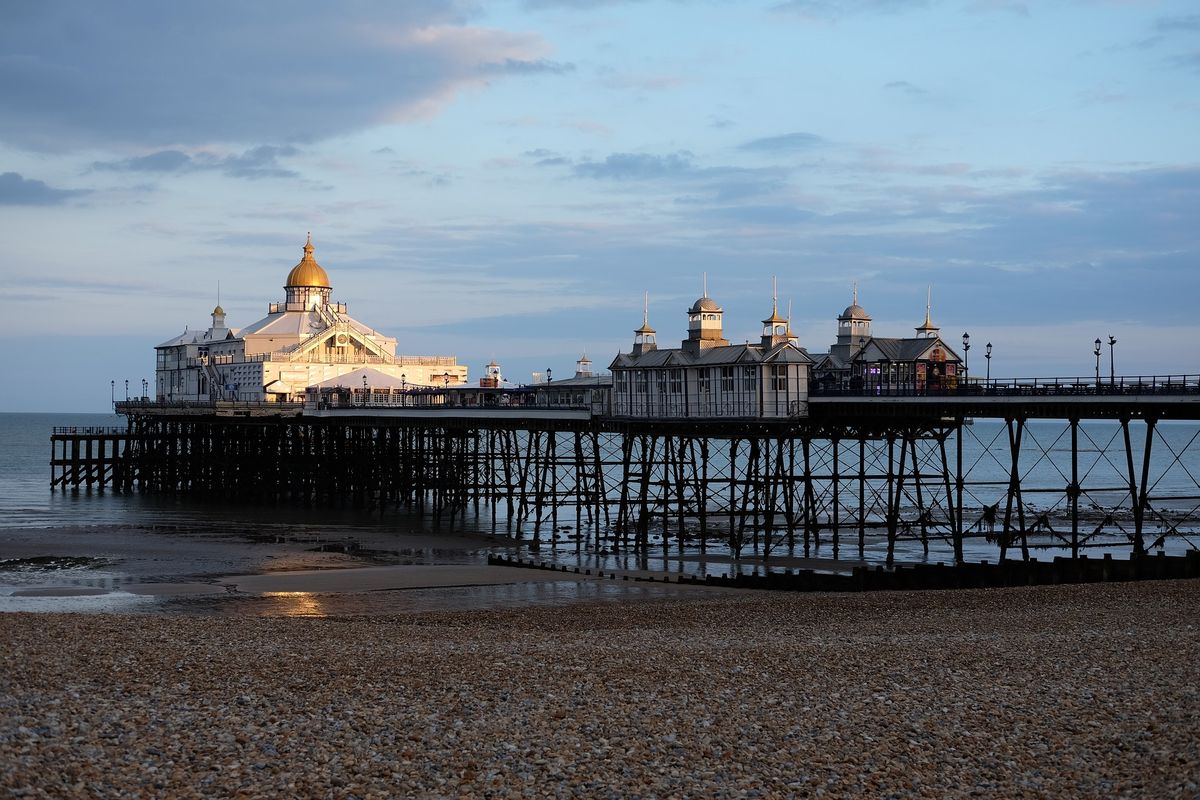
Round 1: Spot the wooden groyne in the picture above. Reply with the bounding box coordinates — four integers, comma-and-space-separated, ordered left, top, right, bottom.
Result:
488, 551, 1200, 592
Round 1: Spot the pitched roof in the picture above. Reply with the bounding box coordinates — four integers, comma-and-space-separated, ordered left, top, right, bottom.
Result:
610, 342, 812, 369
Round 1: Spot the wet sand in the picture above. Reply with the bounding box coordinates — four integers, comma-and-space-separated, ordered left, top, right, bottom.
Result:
2, 580, 1198, 798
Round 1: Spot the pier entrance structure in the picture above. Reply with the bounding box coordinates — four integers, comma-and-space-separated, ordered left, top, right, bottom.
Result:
53, 375, 1200, 567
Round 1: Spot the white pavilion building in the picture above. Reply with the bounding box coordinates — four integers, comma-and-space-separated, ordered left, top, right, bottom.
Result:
155, 236, 467, 402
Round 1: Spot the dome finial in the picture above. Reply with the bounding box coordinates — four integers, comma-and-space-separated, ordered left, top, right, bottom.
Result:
853, 281, 858, 306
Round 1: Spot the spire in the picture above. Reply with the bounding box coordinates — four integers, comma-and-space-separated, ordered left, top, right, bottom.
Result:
636, 291, 655, 334
762, 276, 787, 325
916, 285, 939, 337
633, 291, 657, 355
702, 272, 708, 298
853, 281, 858, 306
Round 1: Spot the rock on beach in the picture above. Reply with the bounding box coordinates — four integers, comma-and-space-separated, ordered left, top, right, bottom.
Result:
1, 580, 1198, 798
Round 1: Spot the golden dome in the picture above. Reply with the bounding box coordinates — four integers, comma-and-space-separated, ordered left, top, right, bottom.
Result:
212, 305, 225, 316
285, 233, 331, 288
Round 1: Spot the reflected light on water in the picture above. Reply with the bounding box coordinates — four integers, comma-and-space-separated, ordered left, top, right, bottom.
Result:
261, 591, 327, 617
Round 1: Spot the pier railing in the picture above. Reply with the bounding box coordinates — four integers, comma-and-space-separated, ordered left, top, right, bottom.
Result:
812, 374, 1200, 398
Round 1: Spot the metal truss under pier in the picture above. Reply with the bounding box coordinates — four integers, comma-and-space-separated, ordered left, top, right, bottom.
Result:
52, 391, 1200, 565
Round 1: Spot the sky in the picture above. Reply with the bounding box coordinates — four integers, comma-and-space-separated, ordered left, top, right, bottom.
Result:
1, 0, 1198, 412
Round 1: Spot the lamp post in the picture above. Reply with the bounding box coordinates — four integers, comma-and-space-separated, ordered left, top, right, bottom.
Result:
961, 332, 970, 384
111, 380, 115, 407
985, 342, 992, 383
546, 367, 553, 383
1108, 335, 1116, 384
1094, 338, 1102, 387
124, 379, 129, 401
362, 374, 368, 406
443, 372, 450, 387
141, 378, 148, 399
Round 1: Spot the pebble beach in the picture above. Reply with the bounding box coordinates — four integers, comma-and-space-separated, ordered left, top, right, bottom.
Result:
2, 580, 1198, 798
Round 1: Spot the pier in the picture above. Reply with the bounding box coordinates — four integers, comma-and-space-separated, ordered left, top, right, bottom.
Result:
51, 374, 1200, 568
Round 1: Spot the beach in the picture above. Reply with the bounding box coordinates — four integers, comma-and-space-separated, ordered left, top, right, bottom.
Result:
3, 580, 1197, 798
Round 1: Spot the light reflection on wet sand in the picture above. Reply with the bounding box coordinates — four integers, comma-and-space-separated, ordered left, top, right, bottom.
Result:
168, 579, 718, 618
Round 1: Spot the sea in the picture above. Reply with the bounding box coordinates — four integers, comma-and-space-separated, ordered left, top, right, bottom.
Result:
2, 412, 1197, 614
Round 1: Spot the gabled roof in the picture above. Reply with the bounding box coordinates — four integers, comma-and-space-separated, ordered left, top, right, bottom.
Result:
610, 341, 812, 369
156, 325, 240, 349
865, 337, 959, 362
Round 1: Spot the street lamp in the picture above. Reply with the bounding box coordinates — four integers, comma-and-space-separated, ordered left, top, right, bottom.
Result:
985, 342, 992, 383
362, 374, 368, 405
111, 380, 115, 406
443, 372, 450, 387
401, 373, 406, 390
125, 379, 129, 400
546, 367, 553, 383
141, 378, 148, 399
961, 332, 970, 382
1108, 335, 1116, 384
1094, 338, 1102, 387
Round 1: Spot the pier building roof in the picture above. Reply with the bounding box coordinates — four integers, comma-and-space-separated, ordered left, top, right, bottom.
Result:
285, 233, 330, 288
611, 340, 812, 370
840, 303, 870, 320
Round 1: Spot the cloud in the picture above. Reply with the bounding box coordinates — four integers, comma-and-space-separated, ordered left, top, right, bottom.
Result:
479, 58, 575, 75
0, 171, 87, 205
738, 132, 825, 152
884, 80, 927, 95
1167, 51, 1200, 72
1154, 15, 1200, 33
0, 1, 556, 151
573, 152, 696, 180
92, 146, 300, 179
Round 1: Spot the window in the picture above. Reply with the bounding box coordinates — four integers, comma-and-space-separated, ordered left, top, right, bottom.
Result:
635, 370, 647, 393
699, 369, 711, 393
771, 365, 788, 391
721, 366, 734, 392
744, 367, 757, 391
656, 372, 668, 394
669, 369, 683, 394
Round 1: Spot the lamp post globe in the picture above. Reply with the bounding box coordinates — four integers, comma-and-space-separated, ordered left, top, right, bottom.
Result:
1094, 338, 1102, 386
985, 342, 992, 383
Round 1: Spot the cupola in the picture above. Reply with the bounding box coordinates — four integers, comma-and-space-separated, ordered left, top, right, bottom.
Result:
283, 233, 333, 311
683, 274, 730, 355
